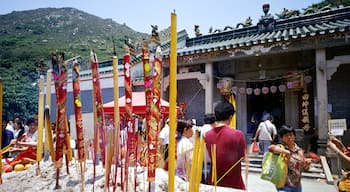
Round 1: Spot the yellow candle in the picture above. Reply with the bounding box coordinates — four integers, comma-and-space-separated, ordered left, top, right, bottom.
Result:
211, 144, 217, 187
189, 131, 199, 191
168, 11, 177, 192
113, 55, 120, 157
66, 119, 72, 161
0, 78, 3, 182
105, 54, 119, 190
195, 136, 205, 191
37, 75, 45, 162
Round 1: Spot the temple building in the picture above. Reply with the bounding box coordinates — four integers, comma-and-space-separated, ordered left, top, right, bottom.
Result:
54, 4, 350, 156
131, 4, 350, 154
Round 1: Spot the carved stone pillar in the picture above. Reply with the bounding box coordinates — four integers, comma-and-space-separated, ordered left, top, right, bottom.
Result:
205, 62, 214, 113
316, 49, 329, 154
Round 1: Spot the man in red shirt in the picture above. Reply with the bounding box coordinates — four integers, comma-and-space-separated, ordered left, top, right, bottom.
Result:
205, 100, 246, 190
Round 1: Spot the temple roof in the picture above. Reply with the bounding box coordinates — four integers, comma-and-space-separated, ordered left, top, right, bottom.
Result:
130, 5, 350, 64
165, 5, 350, 58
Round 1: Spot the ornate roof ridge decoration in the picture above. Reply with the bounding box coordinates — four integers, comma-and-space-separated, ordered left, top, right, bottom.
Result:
131, 29, 188, 64
184, 5, 350, 49
205, 4, 347, 35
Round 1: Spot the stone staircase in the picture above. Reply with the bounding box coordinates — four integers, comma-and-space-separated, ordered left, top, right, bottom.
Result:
242, 153, 327, 180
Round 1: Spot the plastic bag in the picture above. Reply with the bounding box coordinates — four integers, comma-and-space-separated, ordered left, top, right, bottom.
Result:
251, 140, 259, 153
338, 172, 350, 192
260, 152, 288, 188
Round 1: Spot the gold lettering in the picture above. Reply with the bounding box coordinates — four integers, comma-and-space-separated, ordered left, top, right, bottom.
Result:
302, 94, 309, 100
302, 100, 309, 108
302, 124, 311, 131
302, 116, 310, 124
302, 109, 309, 116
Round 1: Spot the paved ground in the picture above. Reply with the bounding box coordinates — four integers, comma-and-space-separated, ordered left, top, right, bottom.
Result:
244, 172, 338, 192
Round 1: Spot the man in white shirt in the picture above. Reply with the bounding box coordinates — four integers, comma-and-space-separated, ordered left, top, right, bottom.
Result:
253, 114, 277, 155
201, 113, 216, 184
159, 119, 169, 160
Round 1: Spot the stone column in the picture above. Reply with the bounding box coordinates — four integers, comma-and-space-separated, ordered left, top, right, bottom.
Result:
315, 49, 329, 154
237, 87, 247, 137
205, 62, 214, 113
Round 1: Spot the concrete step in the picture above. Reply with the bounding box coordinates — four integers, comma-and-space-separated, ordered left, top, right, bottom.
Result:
245, 153, 325, 179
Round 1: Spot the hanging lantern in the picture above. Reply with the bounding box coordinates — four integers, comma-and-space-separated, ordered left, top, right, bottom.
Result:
304, 75, 312, 84
231, 86, 238, 94
239, 87, 246, 95
246, 87, 253, 95
217, 77, 233, 95
262, 86, 269, 94
270, 85, 277, 94
279, 84, 286, 92
254, 88, 261, 95
287, 81, 293, 89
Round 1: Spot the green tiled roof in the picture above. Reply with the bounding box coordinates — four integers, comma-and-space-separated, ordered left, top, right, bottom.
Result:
163, 6, 350, 58
131, 30, 188, 64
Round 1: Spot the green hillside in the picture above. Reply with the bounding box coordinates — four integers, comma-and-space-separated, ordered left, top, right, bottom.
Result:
0, 7, 148, 120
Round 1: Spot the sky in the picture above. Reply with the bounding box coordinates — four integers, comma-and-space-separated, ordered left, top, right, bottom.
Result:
0, 0, 323, 37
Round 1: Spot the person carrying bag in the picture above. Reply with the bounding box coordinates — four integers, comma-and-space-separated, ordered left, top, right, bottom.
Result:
266, 125, 311, 192
261, 145, 288, 188
253, 114, 277, 155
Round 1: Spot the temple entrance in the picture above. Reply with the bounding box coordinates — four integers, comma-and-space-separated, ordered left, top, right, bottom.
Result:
246, 84, 285, 134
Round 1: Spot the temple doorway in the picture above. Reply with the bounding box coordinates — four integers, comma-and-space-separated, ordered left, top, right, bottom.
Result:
246, 84, 285, 134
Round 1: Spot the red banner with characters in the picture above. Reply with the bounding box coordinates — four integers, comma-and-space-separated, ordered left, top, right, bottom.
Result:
72, 62, 85, 162
52, 53, 68, 166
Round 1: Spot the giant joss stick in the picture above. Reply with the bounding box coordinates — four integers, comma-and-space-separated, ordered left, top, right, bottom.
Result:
123, 42, 134, 192
36, 75, 45, 174
168, 11, 177, 192
0, 78, 3, 184
149, 46, 162, 183
112, 40, 120, 191
141, 40, 153, 181
52, 53, 69, 189
72, 60, 86, 191
104, 43, 117, 191
90, 51, 107, 189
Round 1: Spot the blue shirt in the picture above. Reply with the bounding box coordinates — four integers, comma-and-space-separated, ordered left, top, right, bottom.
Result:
1, 129, 14, 149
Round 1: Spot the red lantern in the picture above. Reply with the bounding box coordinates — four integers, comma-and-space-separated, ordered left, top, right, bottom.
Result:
262, 86, 269, 94
246, 88, 253, 95
231, 86, 238, 94
254, 88, 261, 95
279, 84, 286, 92
239, 87, 246, 95
270, 85, 277, 94
304, 75, 312, 84
217, 78, 233, 95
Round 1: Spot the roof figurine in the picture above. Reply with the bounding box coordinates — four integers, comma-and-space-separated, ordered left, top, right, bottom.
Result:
236, 16, 253, 28
277, 8, 300, 19
124, 37, 136, 56
150, 24, 160, 44
194, 25, 202, 37
257, 3, 276, 33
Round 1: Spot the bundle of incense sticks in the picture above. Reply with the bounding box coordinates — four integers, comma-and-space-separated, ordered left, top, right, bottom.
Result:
52, 53, 69, 189
72, 61, 86, 191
